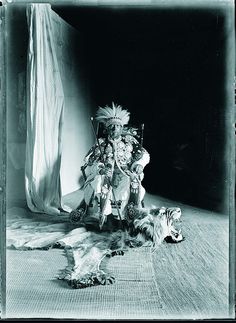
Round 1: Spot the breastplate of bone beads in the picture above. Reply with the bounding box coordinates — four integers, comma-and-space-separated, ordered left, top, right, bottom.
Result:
104, 139, 133, 166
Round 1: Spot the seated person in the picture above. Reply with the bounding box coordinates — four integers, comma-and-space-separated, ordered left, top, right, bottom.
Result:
70, 103, 150, 229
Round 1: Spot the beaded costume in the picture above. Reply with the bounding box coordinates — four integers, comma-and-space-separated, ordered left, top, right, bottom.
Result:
71, 103, 150, 228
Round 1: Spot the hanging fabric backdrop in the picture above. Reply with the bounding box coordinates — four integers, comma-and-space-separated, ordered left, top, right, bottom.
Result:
25, 3, 65, 215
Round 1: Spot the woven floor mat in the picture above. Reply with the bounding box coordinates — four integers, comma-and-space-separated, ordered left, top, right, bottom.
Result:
6, 247, 163, 319
151, 222, 229, 319
5, 203, 231, 319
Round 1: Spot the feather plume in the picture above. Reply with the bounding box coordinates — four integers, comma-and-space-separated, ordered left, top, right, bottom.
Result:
96, 102, 130, 126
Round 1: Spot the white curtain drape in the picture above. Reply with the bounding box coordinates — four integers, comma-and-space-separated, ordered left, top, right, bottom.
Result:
25, 4, 65, 215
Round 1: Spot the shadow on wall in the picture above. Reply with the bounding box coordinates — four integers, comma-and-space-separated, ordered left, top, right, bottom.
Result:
65, 6, 228, 214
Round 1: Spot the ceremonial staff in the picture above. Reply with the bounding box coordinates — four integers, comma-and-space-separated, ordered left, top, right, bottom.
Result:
90, 117, 123, 229
140, 123, 144, 148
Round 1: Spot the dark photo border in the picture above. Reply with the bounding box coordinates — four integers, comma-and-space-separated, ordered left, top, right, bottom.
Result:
0, 0, 235, 320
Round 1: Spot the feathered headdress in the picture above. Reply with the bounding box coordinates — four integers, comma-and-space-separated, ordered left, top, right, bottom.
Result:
95, 102, 130, 127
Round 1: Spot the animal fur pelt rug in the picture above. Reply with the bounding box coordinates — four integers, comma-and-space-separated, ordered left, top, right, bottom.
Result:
6, 205, 184, 289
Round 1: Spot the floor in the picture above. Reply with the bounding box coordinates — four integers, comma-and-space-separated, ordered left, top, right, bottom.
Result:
4, 191, 232, 320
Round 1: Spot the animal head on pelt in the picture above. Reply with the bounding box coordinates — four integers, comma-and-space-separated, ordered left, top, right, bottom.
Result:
81, 205, 184, 252
124, 205, 184, 250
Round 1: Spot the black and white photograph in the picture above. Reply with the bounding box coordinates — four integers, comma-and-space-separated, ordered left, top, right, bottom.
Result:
0, 0, 235, 320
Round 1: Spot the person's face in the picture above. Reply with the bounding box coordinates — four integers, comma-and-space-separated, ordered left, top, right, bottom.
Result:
107, 123, 123, 139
